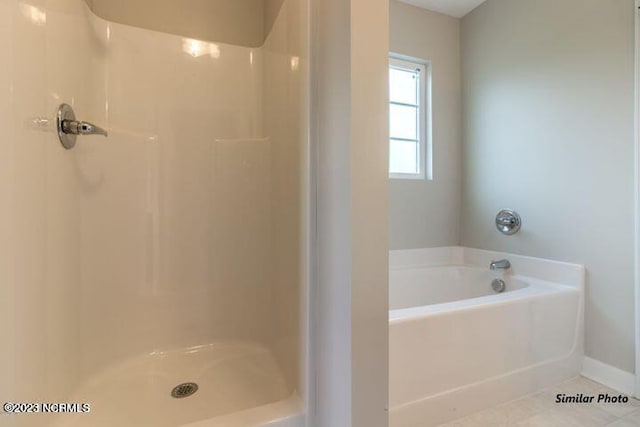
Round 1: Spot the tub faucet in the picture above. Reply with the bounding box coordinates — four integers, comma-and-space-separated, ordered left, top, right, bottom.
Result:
490, 259, 511, 270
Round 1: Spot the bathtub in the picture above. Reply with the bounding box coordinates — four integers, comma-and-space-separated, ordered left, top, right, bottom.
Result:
389, 247, 584, 427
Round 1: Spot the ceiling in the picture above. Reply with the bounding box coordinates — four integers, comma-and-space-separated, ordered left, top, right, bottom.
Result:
397, 0, 487, 18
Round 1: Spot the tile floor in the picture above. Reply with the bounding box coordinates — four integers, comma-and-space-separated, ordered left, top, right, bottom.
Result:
438, 377, 640, 427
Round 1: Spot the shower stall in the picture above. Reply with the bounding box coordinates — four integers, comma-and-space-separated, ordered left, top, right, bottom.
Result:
0, 0, 310, 425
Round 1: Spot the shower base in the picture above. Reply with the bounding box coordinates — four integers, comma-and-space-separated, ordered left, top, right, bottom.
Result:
52, 342, 301, 427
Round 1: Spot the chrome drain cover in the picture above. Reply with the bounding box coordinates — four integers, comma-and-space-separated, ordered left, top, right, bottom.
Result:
491, 278, 506, 293
171, 382, 198, 398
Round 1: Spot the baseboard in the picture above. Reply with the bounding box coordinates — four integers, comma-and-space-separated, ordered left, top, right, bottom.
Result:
582, 357, 635, 396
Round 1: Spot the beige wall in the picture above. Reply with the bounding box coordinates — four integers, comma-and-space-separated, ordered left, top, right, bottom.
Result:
351, 0, 390, 424
461, 0, 636, 373
314, 0, 389, 424
85, 0, 285, 47
389, 1, 462, 250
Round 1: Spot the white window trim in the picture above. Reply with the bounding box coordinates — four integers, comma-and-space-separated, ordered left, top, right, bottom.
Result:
388, 54, 432, 180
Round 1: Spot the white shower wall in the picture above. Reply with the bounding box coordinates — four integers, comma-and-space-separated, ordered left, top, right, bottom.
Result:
262, 0, 309, 394
81, 0, 307, 390
1, 0, 307, 422
79, 11, 269, 377
0, 0, 94, 410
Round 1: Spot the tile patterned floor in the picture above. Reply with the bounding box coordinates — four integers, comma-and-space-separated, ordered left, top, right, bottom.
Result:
438, 377, 640, 427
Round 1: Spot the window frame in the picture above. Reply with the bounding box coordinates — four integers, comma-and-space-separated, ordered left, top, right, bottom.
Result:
388, 55, 431, 181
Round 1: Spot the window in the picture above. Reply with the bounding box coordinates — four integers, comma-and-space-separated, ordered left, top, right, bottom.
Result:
389, 56, 430, 180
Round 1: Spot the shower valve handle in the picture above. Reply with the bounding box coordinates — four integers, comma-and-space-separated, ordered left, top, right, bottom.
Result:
61, 119, 108, 137
495, 209, 522, 235
56, 103, 108, 150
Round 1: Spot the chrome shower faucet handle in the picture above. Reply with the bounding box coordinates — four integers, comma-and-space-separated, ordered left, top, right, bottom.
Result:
495, 209, 522, 235
57, 103, 108, 149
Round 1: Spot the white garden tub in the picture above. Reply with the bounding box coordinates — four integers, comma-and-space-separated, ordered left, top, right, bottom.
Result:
389, 247, 584, 427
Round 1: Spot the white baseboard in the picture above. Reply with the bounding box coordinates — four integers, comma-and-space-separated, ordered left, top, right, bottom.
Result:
582, 357, 635, 396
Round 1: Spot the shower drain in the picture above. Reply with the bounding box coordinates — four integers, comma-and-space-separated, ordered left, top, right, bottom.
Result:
171, 382, 199, 398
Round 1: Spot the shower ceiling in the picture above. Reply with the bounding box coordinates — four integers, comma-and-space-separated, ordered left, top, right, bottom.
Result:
84, 0, 285, 47
397, 0, 486, 18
